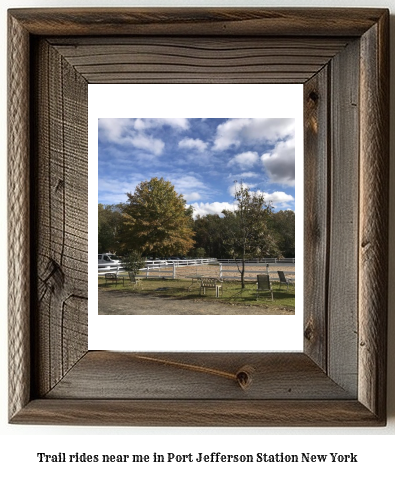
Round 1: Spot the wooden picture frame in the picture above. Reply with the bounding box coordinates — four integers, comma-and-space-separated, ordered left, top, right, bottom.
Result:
8, 8, 389, 426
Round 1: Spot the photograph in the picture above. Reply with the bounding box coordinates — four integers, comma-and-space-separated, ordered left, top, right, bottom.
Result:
97, 117, 296, 316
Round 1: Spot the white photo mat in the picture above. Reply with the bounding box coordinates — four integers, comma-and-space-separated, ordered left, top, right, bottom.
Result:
88, 84, 304, 352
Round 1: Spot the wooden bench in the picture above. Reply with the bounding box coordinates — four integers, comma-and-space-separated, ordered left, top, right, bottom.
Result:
200, 277, 223, 298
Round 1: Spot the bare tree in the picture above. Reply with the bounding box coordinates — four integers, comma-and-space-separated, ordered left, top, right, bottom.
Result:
222, 182, 279, 288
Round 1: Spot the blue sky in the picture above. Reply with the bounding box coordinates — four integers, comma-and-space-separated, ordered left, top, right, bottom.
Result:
98, 118, 295, 218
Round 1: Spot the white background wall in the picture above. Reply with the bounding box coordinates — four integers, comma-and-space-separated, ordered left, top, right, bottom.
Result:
1, 0, 394, 476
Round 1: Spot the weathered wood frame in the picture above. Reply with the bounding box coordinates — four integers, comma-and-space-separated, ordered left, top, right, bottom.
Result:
8, 8, 389, 426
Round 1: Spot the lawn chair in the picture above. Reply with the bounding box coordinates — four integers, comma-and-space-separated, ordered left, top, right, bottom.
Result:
256, 274, 273, 301
277, 270, 292, 290
128, 271, 141, 289
200, 277, 223, 298
104, 272, 124, 286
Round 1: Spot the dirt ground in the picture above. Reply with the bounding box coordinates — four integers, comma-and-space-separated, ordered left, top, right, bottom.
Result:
98, 289, 294, 315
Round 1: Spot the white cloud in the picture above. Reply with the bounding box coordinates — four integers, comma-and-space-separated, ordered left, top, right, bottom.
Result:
129, 134, 165, 155
239, 172, 259, 178
184, 192, 202, 201
178, 137, 208, 152
261, 137, 295, 186
98, 118, 190, 156
99, 119, 165, 155
213, 118, 295, 150
228, 151, 259, 169
169, 174, 208, 194
99, 118, 131, 143
227, 172, 259, 180
188, 191, 294, 218
154, 173, 212, 203
99, 177, 136, 193
227, 181, 257, 198
213, 118, 250, 150
98, 177, 138, 204
263, 191, 294, 209
189, 201, 236, 218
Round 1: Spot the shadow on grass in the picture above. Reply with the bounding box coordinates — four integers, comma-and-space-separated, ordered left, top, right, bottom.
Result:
98, 277, 295, 310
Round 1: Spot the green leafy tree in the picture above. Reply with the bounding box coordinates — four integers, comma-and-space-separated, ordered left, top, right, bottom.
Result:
222, 182, 279, 288
193, 214, 227, 259
193, 247, 206, 258
270, 210, 295, 258
98, 203, 123, 253
122, 250, 145, 275
120, 177, 195, 257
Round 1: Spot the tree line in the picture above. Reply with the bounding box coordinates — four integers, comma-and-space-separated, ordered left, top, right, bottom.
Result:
99, 177, 295, 265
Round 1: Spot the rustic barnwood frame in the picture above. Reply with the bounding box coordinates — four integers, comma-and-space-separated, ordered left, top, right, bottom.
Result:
8, 8, 389, 426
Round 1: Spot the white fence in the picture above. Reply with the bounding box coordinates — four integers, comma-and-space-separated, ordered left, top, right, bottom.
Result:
98, 258, 295, 283
98, 258, 217, 279
218, 258, 295, 264
218, 263, 295, 281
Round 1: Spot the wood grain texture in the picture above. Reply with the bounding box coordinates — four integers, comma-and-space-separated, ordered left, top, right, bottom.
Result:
358, 12, 389, 421
11, 399, 383, 427
327, 39, 360, 396
7, 8, 389, 426
46, 352, 354, 400
8, 13, 31, 421
303, 67, 329, 370
31, 39, 88, 398
49, 37, 350, 84
8, 8, 388, 37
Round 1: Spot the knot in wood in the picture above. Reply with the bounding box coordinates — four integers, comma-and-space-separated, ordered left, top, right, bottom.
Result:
304, 322, 314, 341
236, 365, 255, 390
308, 90, 319, 103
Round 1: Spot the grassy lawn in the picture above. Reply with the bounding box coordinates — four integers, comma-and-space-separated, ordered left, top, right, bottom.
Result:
98, 276, 295, 310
